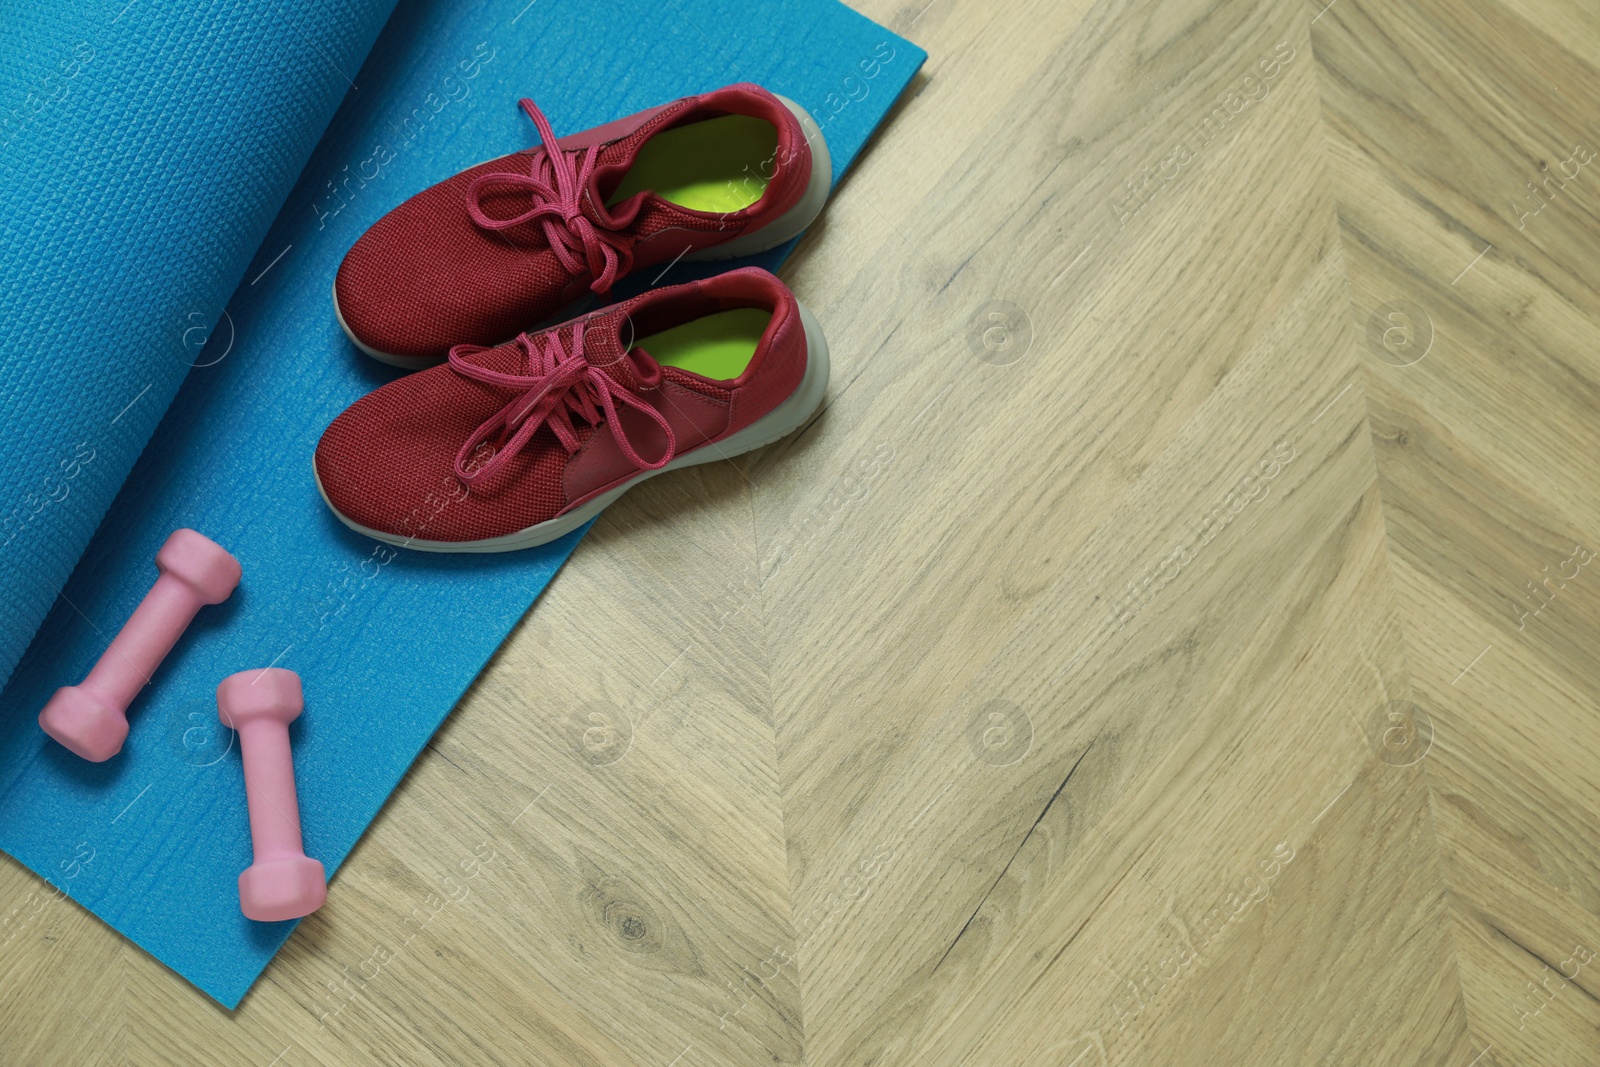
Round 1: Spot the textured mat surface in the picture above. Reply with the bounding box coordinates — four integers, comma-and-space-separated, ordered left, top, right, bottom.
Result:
0, 0, 399, 691
0, 0, 923, 1007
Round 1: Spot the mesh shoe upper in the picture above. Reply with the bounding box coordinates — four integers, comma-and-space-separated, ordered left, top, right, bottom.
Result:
315, 267, 808, 544
334, 84, 814, 362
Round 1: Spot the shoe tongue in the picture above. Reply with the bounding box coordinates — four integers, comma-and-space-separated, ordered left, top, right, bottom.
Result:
593, 98, 692, 180
585, 99, 712, 234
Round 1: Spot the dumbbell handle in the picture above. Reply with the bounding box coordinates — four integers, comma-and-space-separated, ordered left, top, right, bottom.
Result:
81, 575, 205, 710
237, 718, 308, 863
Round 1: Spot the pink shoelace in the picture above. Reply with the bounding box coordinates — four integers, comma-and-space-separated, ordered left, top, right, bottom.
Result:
465, 99, 635, 294
447, 322, 676, 486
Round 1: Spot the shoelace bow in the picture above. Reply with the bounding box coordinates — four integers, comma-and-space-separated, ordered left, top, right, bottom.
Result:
466, 98, 636, 294
448, 323, 676, 486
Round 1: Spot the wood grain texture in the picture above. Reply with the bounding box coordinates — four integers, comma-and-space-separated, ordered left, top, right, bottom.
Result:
1309, 0, 1600, 1062
4, 0, 1598, 1062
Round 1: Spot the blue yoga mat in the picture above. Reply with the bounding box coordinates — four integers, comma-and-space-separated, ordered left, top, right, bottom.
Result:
0, 0, 923, 1007
0, 0, 399, 692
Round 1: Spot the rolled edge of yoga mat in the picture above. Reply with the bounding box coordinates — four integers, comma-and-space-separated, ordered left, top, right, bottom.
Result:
0, 0, 399, 690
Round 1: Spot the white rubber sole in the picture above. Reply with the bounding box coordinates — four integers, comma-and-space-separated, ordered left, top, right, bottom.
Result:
333, 95, 833, 370
316, 301, 831, 553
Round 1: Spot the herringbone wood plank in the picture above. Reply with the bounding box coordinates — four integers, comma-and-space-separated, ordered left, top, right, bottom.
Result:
3, 0, 1598, 1063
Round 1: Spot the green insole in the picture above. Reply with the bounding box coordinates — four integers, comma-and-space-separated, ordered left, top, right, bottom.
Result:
607, 115, 779, 213
636, 307, 770, 381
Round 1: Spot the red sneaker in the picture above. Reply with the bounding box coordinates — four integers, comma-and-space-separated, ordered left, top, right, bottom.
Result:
334, 84, 832, 369
314, 268, 828, 552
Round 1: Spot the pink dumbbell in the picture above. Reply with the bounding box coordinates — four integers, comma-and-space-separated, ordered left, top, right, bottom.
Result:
39, 528, 241, 762
217, 668, 326, 922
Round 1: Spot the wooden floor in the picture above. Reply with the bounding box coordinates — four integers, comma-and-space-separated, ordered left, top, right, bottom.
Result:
6, 0, 1600, 1062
